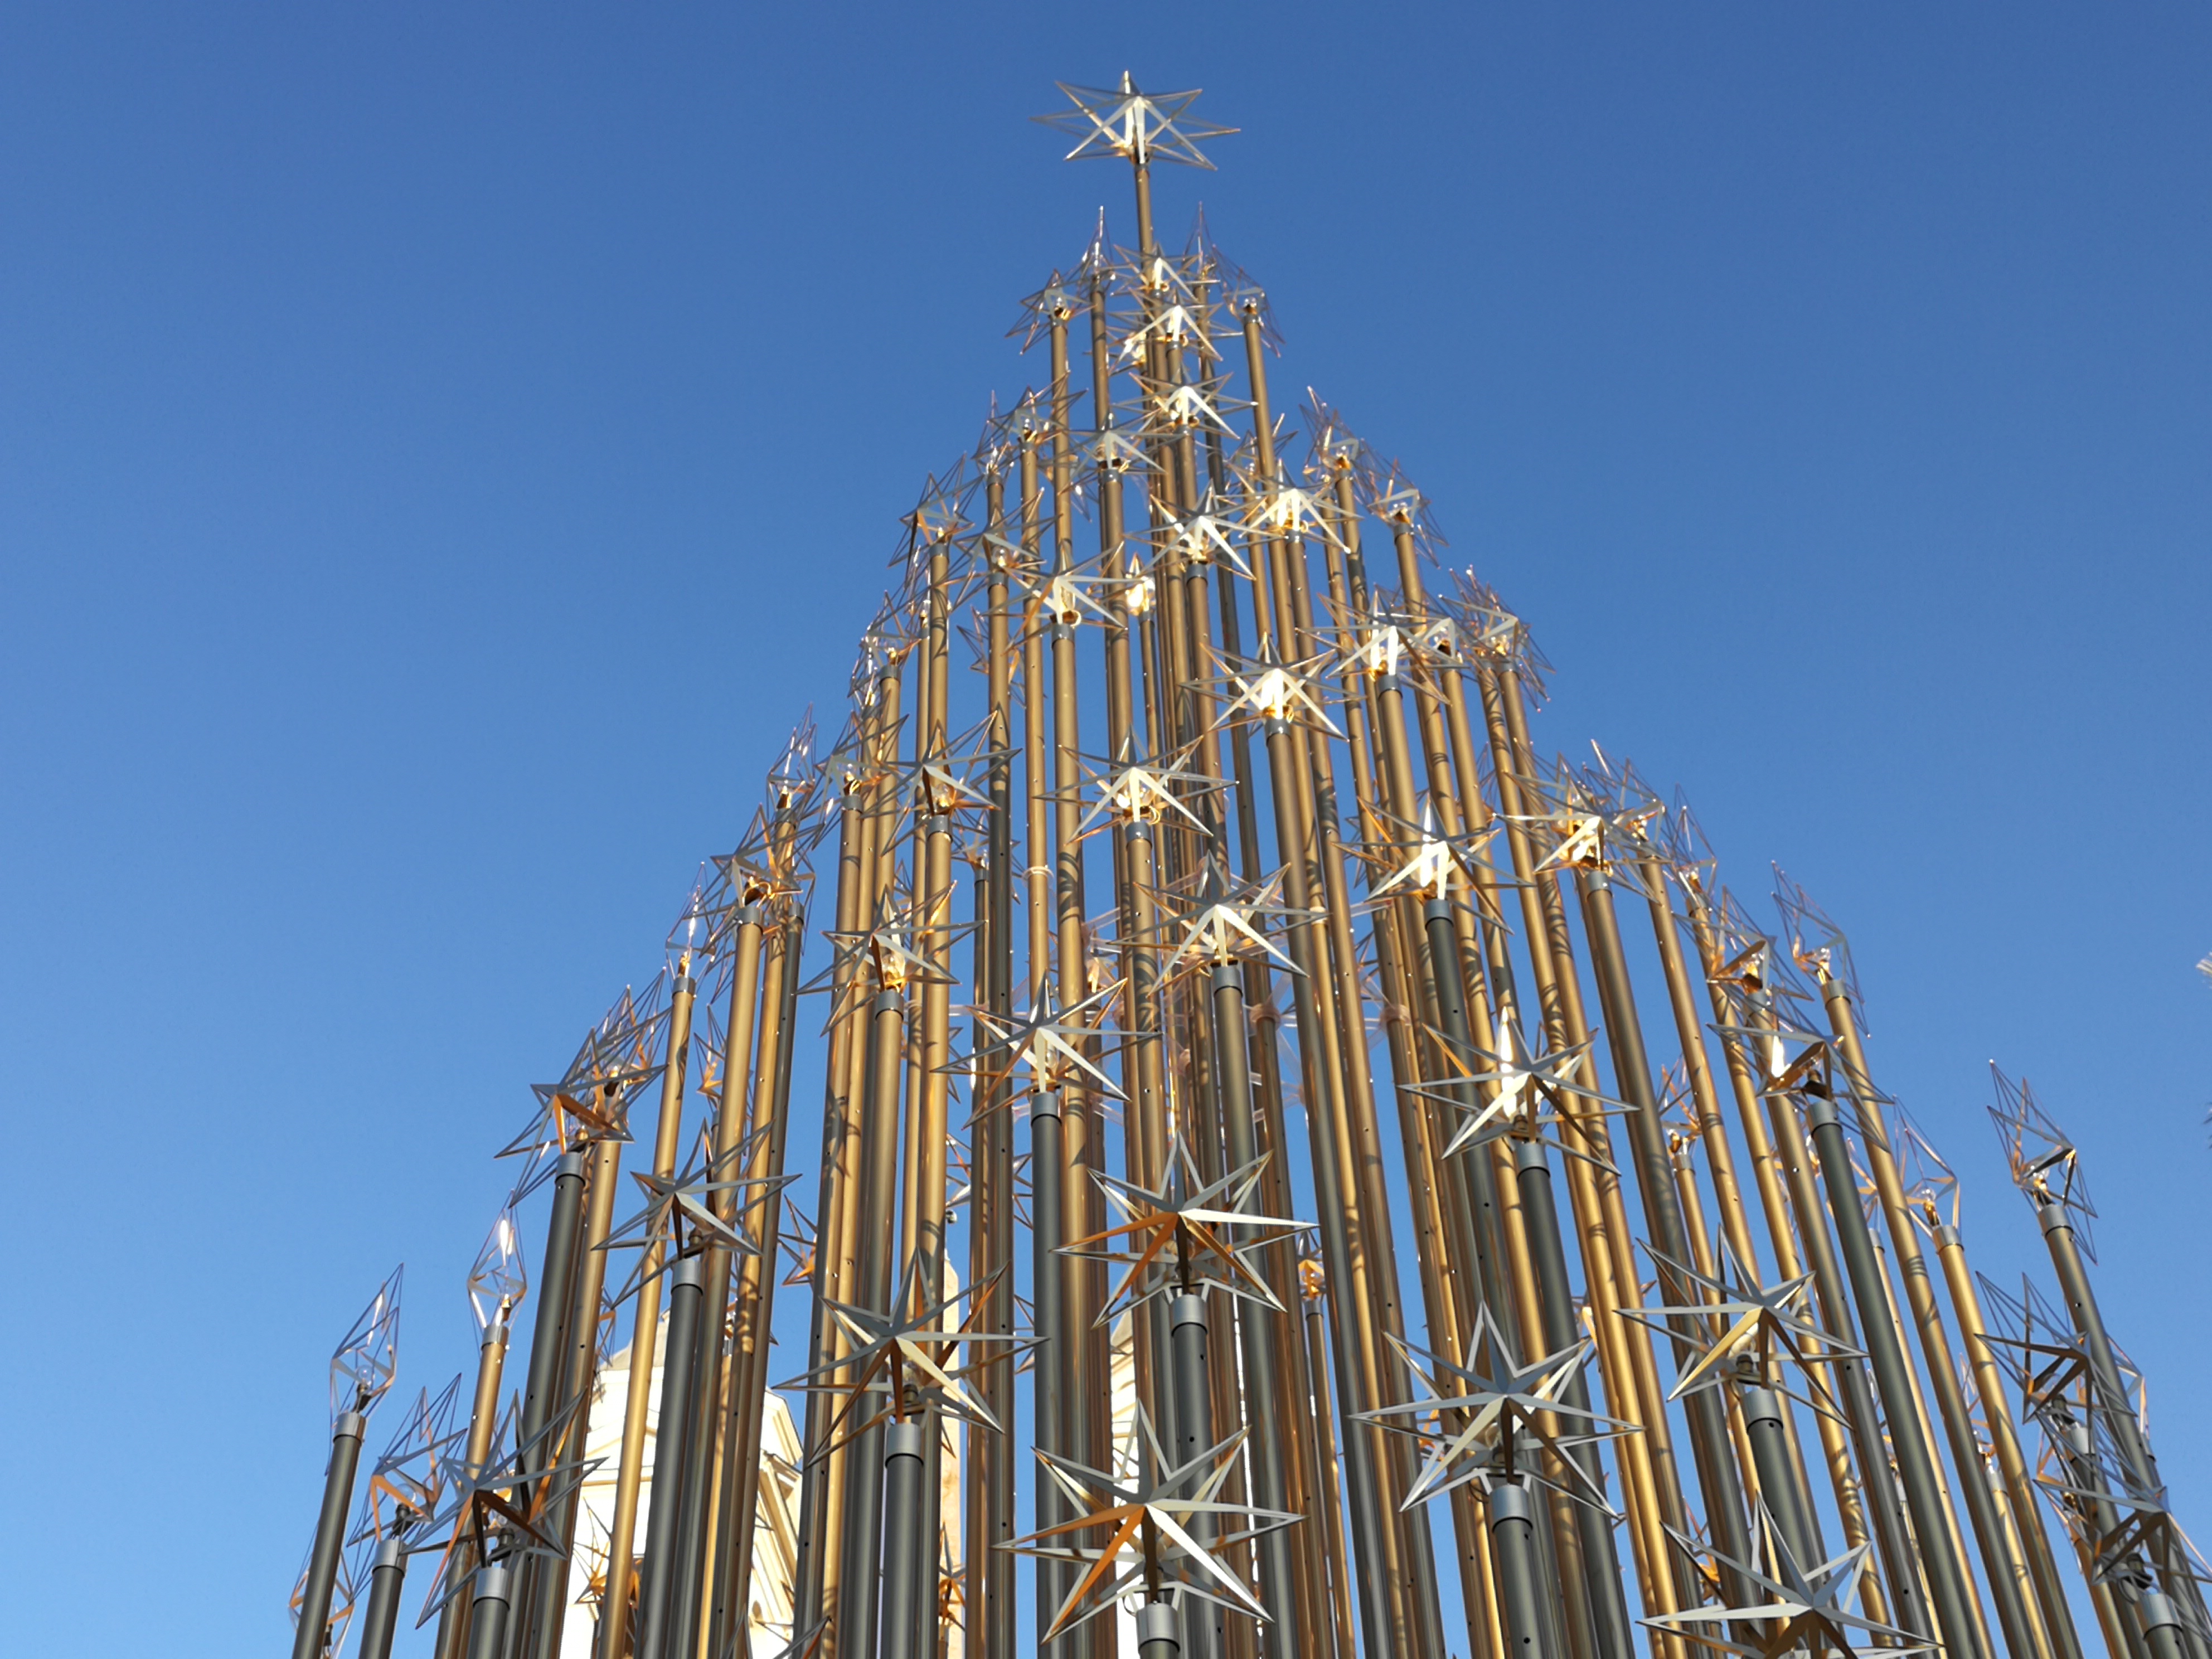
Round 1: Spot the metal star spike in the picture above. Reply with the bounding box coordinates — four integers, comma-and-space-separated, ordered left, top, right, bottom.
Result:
1161, 857, 1304, 979
1035, 75, 1236, 171
1624, 1239, 1862, 1418
331, 1264, 404, 1423
1063, 1135, 1308, 1324
1643, 1507, 1935, 1659
1359, 1303, 1637, 1512
965, 982, 1126, 1108
1002, 1407, 1295, 1641
780, 1258, 1025, 1453
410, 1395, 602, 1626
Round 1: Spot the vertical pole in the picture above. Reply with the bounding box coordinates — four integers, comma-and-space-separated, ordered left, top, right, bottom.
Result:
1031, 1090, 1068, 1655
467, 1564, 513, 1659
1934, 1223, 2086, 1659
356, 1537, 407, 1659
1170, 1293, 1223, 1659
633, 1255, 706, 1659
292, 1411, 366, 1659
599, 970, 700, 1659
1487, 1482, 1550, 1659
1802, 1086, 1988, 1659
880, 1421, 932, 1659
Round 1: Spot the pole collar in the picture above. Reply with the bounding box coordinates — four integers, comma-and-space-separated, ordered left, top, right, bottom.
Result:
333, 1410, 367, 1442
1135, 1603, 1181, 1648
1171, 1293, 1207, 1332
2037, 1201, 2070, 1238
472, 1563, 511, 1607
556, 1149, 588, 1181
886, 1420, 928, 1462
374, 1537, 404, 1570
671, 1254, 707, 1291
1489, 1479, 1536, 1525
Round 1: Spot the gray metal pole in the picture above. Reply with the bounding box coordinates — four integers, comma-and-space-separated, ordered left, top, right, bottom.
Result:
633, 1254, 706, 1659
1032, 1092, 1067, 1655
466, 1563, 512, 1659
1488, 1480, 1550, 1659
292, 1409, 366, 1659
878, 1420, 930, 1659
1508, 1138, 1634, 1659
1207, 963, 1301, 1655
1739, 1383, 1818, 1566
354, 1537, 406, 1659
1170, 1293, 1222, 1659
1804, 1089, 1989, 1659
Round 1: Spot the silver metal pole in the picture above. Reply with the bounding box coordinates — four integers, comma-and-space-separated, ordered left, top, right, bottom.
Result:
878, 1420, 932, 1659
1488, 1481, 1551, 1659
355, 1537, 406, 1659
292, 1410, 366, 1659
633, 1255, 706, 1659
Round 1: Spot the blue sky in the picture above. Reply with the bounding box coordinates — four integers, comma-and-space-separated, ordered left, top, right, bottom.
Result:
2, 5, 2207, 1652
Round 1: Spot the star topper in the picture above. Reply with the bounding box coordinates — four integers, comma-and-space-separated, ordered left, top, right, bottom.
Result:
410, 1396, 602, 1628
1410, 1021, 1628, 1166
782, 1258, 1025, 1456
594, 1133, 789, 1308
966, 983, 1126, 1108
1623, 1240, 1862, 1421
1643, 1507, 1935, 1659
331, 1265, 404, 1424
349, 1375, 468, 1548
1063, 1137, 1307, 1324
1161, 857, 1304, 979
1003, 1406, 1295, 1640
1359, 1304, 1635, 1513
1036, 75, 1237, 171
1987, 1063, 2096, 1239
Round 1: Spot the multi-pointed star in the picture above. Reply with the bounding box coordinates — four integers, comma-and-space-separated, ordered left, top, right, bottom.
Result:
594, 1134, 788, 1308
781, 1257, 1025, 1456
349, 1375, 468, 1548
1644, 1510, 1934, 1659
1243, 479, 1347, 551
1003, 1408, 1294, 1640
465, 1204, 528, 1336
1074, 745, 1222, 841
1365, 800, 1512, 904
1411, 1022, 1627, 1164
1772, 867, 1862, 1011
1210, 647, 1343, 735
411, 1396, 602, 1627
331, 1265, 404, 1423
966, 983, 1126, 1108
1161, 858, 1303, 979
1622, 1240, 1861, 1419
1153, 492, 1253, 579
1034, 75, 1238, 171
501, 984, 670, 1162
1064, 1138, 1306, 1324
1360, 1304, 1634, 1511
1987, 1063, 2097, 1229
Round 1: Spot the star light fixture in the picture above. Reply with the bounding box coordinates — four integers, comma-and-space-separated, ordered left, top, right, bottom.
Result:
1359, 1303, 1636, 1512
1034, 75, 1238, 171
1644, 1508, 1936, 1659
1002, 1407, 1294, 1640
1623, 1240, 1862, 1419
782, 1258, 1024, 1455
1063, 1137, 1307, 1324
331, 1266, 405, 1423
966, 983, 1127, 1109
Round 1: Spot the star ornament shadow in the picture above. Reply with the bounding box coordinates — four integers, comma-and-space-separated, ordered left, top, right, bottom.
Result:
1001, 1408, 1295, 1641
1643, 1507, 1934, 1659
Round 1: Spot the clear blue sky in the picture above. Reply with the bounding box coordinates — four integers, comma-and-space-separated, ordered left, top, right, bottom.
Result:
2, 5, 2206, 1652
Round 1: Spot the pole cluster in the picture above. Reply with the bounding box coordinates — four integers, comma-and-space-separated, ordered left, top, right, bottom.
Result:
286, 75, 2210, 1659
